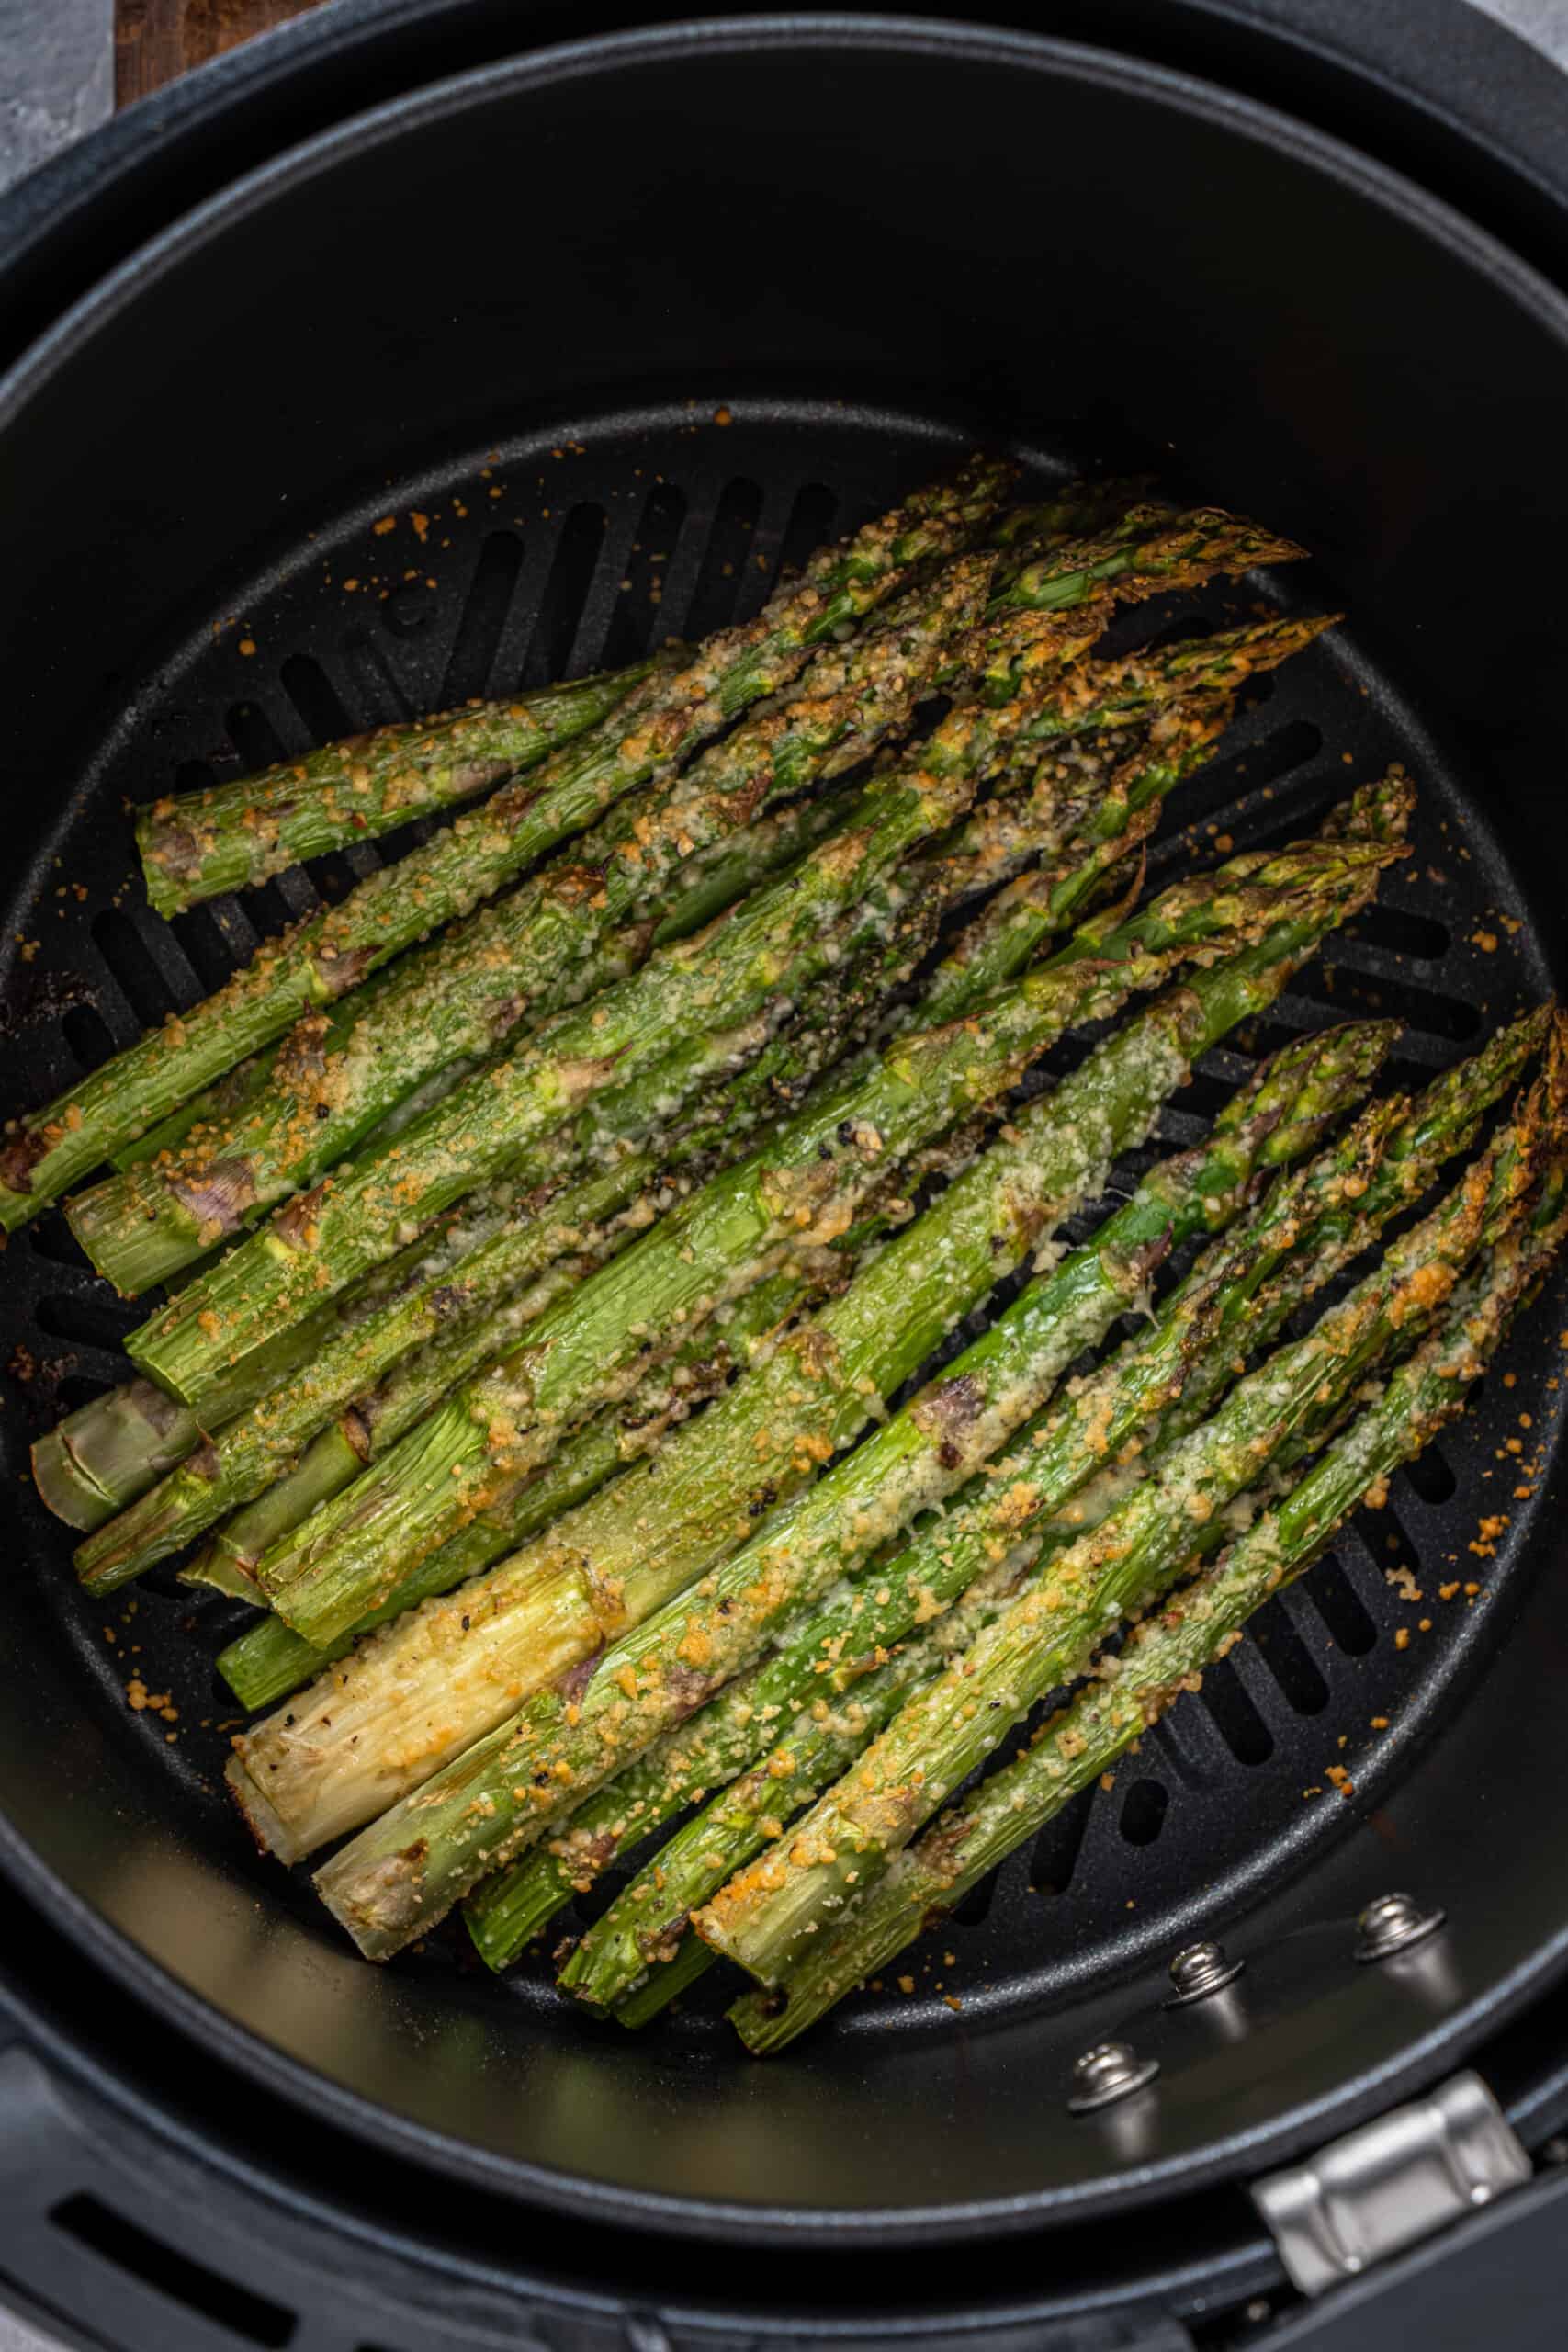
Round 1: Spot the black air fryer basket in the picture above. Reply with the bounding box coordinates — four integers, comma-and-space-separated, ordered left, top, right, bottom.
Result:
3, 5, 1568, 2346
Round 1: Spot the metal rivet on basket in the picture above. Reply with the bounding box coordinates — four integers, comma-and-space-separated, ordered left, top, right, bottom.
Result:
1166, 1938, 1246, 2006
1355, 1891, 1446, 1962
1067, 2040, 1159, 2114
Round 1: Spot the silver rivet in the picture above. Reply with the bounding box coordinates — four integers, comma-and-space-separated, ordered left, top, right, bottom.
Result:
1166, 1938, 1246, 2006
1068, 2039, 1159, 2114
1355, 1891, 1446, 1962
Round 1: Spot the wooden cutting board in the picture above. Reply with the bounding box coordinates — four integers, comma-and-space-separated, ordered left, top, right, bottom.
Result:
116, 0, 329, 107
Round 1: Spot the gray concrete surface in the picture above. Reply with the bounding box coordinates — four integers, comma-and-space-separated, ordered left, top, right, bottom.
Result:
0, 0, 112, 195
1472, 0, 1568, 67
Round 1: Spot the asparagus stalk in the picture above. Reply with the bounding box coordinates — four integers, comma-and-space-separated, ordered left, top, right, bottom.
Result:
568, 1563, 1025, 2003
639, 688, 1245, 1184
199, 924, 931, 1607
577, 1004, 1549, 2004
121, 748, 985, 1403
104, 956, 502, 1186
898, 1000, 1553, 1611
45, 1057, 692, 1542
136, 660, 671, 918
133, 472, 1146, 919
646, 788, 856, 951
87, 501, 1195, 1283
654, 1067, 1562, 2026
265, 802, 1382, 1666
922, 694, 1240, 1018
76, 980, 840, 1588
44, 660, 1119, 1544
196, 849, 959, 1594
251, 882, 1345, 1863
249, 638, 1338, 1646
1, 458, 1012, 1233
733, 1175, 1568, 2050
248, 736, 1386, 1665
460, 1020, 1389, 1976
113, 775, 861, 1195
131, 608, 1319, 1415
28, 1193, 516, 1531
74, 773, 987, 1590
74, 1158, 669, 1594
73, 554, 997, 1294
214, 1266, 824, 1711
96, 505, 1299, 1301
615, 1931, 720, 2028
696, 1046, 1554, 1985
223, 694, 1233, 1587
109, 1037, 288, 1171
61, 808, 961, 1576
296, 823, 1400, 1931
32, 1378, 201, 1534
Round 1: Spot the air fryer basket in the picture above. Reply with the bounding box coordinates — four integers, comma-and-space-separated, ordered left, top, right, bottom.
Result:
1, 9, 1567, 2251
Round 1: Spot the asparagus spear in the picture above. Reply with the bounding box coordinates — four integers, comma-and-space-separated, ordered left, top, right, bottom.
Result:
73, 554, 996, 1294
72, 778, 985, 1591
197, 921, 928, 1606
33, 1377, 201, 1534
990, 478, 1158, 551
294, 823, 1400, 1928
133, 473, 1149, 919
73, 1002, 801, 1581
460, 1020, 1389, 1975
208, 918, 947, 1660
570, 1563, 1026, 2003
195, 853, 958, 1593
249, 878, 1352, 1863
136, 660, 672, 918
56, 790, 964, 1573
923, 694, 1241, 1018
96, 504, 1300, 1301
568, 1004, 1549, 2001
247, 646, 1338, 1647
72, 1150, 671, 1594
109, 1037, 291, 1171
659, 1109, 1565, 2030
733, 1174, 1568, 2051
42, 681, 1173, 1542
214, 1264, 825, 1711
860, 999, 1554, 1631
656, 687, 1213, 1177
1, 458, 1012, 1233
264, 733, 1391, 1670
92, 498, 1210, 1285
130, 607, 1320, 1416
261, 795, 1383, 1666
696, 1045, 1553, 1984
28, 1188, 528, 1532
112, 768, 866, 1199
637, 688, 1245, 1189
119, 758, 979, 1402
226, 835, 977, 1614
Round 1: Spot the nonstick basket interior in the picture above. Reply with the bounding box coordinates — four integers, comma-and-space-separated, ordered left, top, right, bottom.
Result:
1, 20, 1566, 2235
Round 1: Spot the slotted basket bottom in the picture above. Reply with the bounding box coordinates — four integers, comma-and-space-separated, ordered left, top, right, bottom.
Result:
0, 396, 1557, 2050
